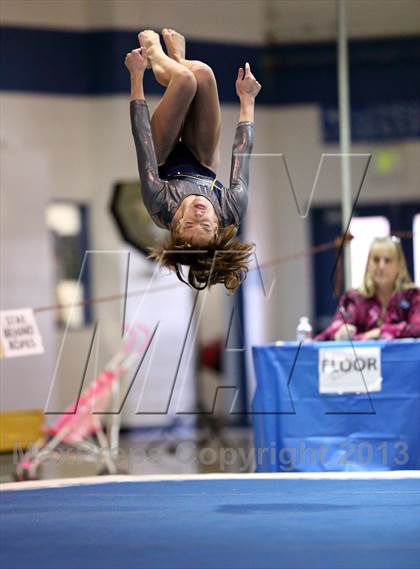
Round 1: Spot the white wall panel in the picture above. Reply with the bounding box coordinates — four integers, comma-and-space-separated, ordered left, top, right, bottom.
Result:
0, 95, 93, 201
266, 0, 420, 43
1, 0, 267, 43
0, 149, 55, 411
1, 0, 88, 29
2, 0, 419, 41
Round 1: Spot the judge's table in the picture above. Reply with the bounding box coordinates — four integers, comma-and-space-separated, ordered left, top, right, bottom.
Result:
252, 340, 420, 472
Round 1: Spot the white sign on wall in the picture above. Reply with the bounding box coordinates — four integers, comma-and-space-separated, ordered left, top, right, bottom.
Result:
319, 347, 382, 394
0, 309, 44, 358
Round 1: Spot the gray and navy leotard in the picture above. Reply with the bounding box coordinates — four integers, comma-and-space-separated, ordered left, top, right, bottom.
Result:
130, 100, 254, 229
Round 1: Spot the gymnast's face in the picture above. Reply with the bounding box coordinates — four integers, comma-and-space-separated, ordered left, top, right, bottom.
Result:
174, 196, 219, 246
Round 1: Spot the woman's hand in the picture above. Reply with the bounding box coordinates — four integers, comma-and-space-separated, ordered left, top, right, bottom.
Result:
236, 62, 261, 101
360, 328, 382, 340
334, 323, 357, 341
125, 47, 148, 75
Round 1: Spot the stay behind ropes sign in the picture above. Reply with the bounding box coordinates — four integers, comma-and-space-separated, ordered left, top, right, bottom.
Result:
0, 309, 44, 358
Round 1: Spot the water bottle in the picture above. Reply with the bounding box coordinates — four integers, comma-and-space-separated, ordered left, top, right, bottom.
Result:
296, 316, 313, 343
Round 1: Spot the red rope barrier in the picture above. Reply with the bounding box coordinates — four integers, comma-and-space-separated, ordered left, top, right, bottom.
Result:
33, 231, 415, 314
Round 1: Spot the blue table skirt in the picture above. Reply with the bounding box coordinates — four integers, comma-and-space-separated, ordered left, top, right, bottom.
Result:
252, 340, 420, 472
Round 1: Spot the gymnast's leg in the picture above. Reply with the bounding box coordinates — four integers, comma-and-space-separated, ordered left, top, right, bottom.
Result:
162, 28, 221, 173
138, 30, 197, 165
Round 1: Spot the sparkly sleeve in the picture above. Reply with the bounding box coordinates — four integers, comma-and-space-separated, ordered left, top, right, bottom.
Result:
227, 122, 255, 225
130, 100, 167, 218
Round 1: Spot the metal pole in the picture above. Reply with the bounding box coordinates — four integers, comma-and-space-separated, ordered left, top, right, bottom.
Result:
337, 0, 352, 289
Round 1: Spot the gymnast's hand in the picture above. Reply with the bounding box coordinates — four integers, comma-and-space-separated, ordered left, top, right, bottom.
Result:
125, 47, 148, 75
236, 62, 261, 101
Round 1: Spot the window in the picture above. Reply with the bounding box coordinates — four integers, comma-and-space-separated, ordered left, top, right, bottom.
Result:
348, 216, 390, 288
46, 202, 91, 329
414, 214, 420, 286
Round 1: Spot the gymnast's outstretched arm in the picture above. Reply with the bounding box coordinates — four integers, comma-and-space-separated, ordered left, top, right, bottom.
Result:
125, 48, 166, 218
228, 63, 261, 223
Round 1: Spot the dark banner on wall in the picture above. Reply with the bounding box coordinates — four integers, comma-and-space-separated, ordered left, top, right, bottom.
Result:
321, 101, 420, 143
1, 27, 419, 141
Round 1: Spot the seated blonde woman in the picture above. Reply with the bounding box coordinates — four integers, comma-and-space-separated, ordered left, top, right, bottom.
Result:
125, 29, 261, 292
316, 236, 420, 341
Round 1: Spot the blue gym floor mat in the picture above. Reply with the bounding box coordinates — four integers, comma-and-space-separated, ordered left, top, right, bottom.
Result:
1, 477, 419, 569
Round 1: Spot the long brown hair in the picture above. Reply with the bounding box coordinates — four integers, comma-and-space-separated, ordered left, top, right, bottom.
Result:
149, 225, 254, 292
358, 236, 415, 298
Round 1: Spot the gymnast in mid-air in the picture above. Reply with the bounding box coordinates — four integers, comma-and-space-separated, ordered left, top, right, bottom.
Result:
125, 29, 261, 291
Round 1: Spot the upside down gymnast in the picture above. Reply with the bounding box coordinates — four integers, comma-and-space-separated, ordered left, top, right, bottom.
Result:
125, 29, 261, 291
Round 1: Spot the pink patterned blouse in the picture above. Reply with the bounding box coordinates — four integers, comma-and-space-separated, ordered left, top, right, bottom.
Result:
315, 287, 420, 341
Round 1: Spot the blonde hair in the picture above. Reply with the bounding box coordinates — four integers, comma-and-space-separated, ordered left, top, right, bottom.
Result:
358, 236, 415, 298
148, 225, 254, 293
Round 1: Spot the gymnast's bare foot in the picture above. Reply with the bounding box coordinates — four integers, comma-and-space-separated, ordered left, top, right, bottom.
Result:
138, 29, 188, 87
138, 30, 162, 69
162, 28, 186, 62
138, 30, 161, 52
